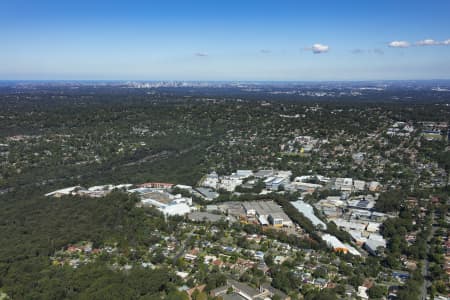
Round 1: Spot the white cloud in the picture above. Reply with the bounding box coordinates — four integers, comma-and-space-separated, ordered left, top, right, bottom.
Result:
416, 39, 439, 46
311, 43, 329, 54
194, 52, 208, 57
388, 41, 410, 48
390, 38, 450, 48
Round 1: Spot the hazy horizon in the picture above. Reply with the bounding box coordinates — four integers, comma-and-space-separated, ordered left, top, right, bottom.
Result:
2, 0, 450, 81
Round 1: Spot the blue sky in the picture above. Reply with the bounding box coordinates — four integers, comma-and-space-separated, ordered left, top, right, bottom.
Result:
1, 0, 450, 80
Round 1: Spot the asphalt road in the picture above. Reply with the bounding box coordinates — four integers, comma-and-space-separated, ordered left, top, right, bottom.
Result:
420, 212, 437, 300
172, 231, 194, 264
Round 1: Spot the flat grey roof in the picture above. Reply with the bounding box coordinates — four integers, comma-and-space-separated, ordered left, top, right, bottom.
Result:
222, 294, 246, 300
254, 170, 274, 178
195, 187, 219, 199
242, 201, 291, 222
242, 200, 282, 216
228, 280, 260, 297
188, 212, 223, 222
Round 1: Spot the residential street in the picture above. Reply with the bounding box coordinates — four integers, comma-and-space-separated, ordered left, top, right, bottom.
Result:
421, 212, 437, 300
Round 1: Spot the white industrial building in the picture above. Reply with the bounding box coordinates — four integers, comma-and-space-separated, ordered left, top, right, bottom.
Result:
264, 176, 289, 191
162, 203, 191, 216
321, 234, 361, 256
291, 181, 323, 192
364, 239, 386, 256
45, 183, 132, 198
363, 233, 387, 256
353, 180, 366, 191
334, 178, 353, 191
366, 222, 381, 233
292, 200, 327, 229
45, 186, 84, 197
333, 219, 366, 232
139, 189, 193, 216
202, 171, 219, 189
218, 176, 243, 192
235, 170, 254, 178
242, 201, 293, 227
253, 169, 274, 179
195, 187, 219, 201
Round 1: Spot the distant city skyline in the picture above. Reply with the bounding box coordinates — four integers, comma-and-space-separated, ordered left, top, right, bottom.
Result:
2, 0, 450, 81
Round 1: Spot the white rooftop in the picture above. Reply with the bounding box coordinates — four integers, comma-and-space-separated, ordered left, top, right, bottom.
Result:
292, 200, 327, 229
45, 186, 84, 197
